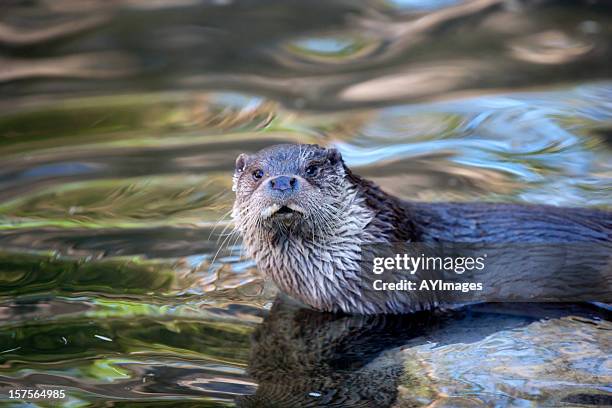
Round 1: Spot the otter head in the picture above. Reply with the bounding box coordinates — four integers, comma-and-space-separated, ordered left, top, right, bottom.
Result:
232, 144, 354, 246
231, 144, 387, 313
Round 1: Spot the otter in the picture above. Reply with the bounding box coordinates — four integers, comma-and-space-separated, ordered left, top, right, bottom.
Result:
232, 144, 612, 314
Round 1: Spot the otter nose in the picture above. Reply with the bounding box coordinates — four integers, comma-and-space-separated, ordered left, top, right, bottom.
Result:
268, 175, 298, 192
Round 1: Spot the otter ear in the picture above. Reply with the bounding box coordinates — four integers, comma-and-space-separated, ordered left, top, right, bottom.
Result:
235, 153, 249, 173
327, 148, 343, 165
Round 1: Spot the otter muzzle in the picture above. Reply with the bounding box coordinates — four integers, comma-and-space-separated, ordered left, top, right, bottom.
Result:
261, 203, 305, 220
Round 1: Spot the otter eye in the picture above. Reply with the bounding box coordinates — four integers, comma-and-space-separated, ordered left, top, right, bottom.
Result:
252, 169, 264, 181
305, 164, 318, 177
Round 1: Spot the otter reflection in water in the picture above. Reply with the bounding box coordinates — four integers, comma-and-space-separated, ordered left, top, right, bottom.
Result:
235, 297, 610, 407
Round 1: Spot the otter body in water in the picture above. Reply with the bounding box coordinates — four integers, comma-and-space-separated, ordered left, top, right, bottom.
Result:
232, 144, 612, 314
